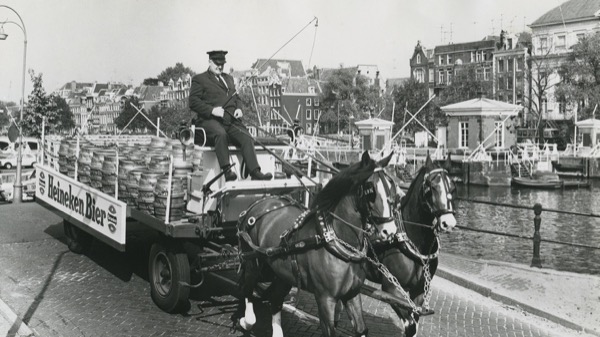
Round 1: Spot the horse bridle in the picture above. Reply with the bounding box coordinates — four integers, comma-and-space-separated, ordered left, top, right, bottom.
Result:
357, 168, 401, 232
422, 168, 456, 220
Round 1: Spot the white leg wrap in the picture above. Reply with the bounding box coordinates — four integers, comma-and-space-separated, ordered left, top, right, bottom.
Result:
239, 298, 256, 330
271, 311, 283, 337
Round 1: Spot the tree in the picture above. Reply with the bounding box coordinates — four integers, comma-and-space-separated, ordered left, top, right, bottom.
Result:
319, 67, 386, 134
22, 70, 58, 138
526, 48, 558, 144
438, 64, 493, 105
0, 101, 14, 131
143, 78, 160, 86
392, 78, 442, 136
51, 95, 75, 133
236, 85, 264, 128
555, 31, 600, 121
114, 96, 148, 132
146, 105, 195, 137
157, 62, 196, 86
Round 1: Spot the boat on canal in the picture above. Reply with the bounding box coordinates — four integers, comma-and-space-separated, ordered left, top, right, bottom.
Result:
512, 170, 590, 189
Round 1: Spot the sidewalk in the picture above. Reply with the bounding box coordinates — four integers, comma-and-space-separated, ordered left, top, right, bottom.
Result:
437, 252, 600, 336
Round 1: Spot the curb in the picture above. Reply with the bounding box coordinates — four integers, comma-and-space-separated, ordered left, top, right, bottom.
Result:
0, 297, 35, 337
436, 267, 600, 337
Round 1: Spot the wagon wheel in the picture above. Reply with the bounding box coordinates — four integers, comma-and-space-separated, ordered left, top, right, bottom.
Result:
148, 242, 190, 313
63, 220, 93, 254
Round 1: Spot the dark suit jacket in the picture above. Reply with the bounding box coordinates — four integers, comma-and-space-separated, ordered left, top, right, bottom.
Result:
189, 70, 240, 124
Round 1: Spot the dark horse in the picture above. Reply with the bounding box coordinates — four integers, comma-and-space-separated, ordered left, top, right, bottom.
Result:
237, 152, 398, 337
364, 155, 457, 337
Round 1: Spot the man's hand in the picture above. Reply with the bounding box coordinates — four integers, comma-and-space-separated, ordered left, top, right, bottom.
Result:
212, 107, 225, 118
234, 109, 243, 119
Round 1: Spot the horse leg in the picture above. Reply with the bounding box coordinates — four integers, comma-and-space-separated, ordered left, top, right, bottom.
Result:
239, 261, 260, 331
343, 295, 368, 337
315, 294, 339, 337
266, 280, 292, 337
391, 305, 419, 337
333, 301, 344, 327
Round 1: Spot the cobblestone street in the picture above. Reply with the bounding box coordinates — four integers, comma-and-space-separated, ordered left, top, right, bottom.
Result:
0, 204, 590, 337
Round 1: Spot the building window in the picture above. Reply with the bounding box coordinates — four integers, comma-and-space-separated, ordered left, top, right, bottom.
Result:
470, 51, 475, 62
497, 76, 503, 91
476, 51, 482, 62
459, 121, 469, 148
314, 98, 319, 107
308, 86, 315, 94
439, 69, 445, 84
539, 37, 548, 54
498, 59, 504, 73
414, 69, 425, 83
428, 69, 434, 82
306, 98, 312, 106
314, 109, 319, 120
556, 35, 566, 50
476, 68, 483, 80
507, 76, 513, 90
484, 68, 491, 81
306, 109, 311, 119
439, 55, 444, 65
447, 70, 452, 84
494, 121, 505, 148
447, 54, 452, 65
417, 54, 421, 63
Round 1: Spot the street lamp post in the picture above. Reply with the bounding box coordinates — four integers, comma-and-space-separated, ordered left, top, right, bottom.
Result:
349, 114, 355, 149
0, 5, 28, 204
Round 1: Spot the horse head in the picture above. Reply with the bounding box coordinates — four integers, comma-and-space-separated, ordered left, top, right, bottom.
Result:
420, 155, 457, 232
357, 151, 400, 241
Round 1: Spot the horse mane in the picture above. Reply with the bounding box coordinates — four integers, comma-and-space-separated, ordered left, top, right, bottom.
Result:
310, 159, 377, 212
400, 164, 428, 209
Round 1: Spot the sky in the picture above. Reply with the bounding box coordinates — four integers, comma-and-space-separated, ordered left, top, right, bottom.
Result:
0, 0, 568, 103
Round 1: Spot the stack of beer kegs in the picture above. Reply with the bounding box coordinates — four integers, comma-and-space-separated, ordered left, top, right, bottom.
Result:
77, 146, 94, 185
153, 176, 186, 222
125, 168, 145, 207
89, 150, 108, 190
101, 153, 118, 196
117, 159, 143, 205
66, 141, 79, 179
57, 138, 73, 177
171, 143, 193, 203
137, 170, 163, 214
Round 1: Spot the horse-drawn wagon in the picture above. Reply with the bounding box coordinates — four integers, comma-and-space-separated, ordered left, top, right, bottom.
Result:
35, 130, 457, 337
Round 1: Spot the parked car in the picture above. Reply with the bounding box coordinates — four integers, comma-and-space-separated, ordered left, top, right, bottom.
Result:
0, 170, 36, 202
0, 152, 37, 169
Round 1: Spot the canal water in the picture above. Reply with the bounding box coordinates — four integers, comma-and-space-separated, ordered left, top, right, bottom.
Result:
442, 179, 600, 276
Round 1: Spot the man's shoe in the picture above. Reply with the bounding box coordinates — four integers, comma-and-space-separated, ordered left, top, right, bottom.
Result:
224, 169, 237, 181
250, 168, 273, 181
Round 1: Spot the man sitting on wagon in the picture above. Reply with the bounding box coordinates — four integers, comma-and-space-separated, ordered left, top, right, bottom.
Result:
189, 50, 272, 182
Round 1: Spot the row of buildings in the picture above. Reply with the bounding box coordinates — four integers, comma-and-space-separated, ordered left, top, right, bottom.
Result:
409, 0, 600, 133
52, 59, 384, 136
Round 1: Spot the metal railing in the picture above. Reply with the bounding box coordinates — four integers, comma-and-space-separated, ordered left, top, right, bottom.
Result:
455, 197, 600, 268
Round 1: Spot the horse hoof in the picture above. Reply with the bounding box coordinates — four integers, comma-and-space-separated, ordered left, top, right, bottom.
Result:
404, 322, 417, 337
272, 324, 284, 337
239, 317, 254, 331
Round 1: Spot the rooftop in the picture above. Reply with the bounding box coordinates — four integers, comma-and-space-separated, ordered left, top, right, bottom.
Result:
530, 0, 600, 27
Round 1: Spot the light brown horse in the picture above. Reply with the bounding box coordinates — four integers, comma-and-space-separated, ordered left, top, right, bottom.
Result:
237, 152, 397, 337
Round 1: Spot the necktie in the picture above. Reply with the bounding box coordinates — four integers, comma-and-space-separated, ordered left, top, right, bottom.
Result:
217, 75, 228, 90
